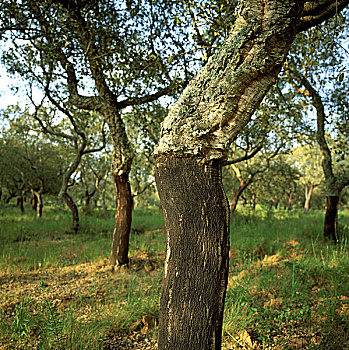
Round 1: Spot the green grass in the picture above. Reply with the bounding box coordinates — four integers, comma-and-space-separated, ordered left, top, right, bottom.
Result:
0, 204, 348, 349
223, 208, 349, 349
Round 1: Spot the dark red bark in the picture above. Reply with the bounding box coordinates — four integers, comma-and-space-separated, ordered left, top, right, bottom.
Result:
324, 196, 339, 243
110, 174, 133, 268
61, 192, 79, 233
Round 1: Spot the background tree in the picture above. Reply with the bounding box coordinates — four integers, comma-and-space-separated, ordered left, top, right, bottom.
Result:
291, 143, 324, 213
0, 0, 198, 268
290, 70, 349, 241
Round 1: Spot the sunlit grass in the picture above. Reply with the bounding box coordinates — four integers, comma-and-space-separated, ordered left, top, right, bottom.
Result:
1, 204, 348, 349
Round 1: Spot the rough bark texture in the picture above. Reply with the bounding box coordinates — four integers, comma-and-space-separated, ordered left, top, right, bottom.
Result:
155, 2, 307, 161
110, 174, 133, 268
155, 156, 230, 350
61, 192, 79, 233
324, 196, 339, 243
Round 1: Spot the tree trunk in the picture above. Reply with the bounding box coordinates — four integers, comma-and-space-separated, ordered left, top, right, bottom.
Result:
18, 196, 25, 214
288, 191, 294, 211
5, 193, 15, 204
304, 184, 315, 213
230, 176, 253, 213
36, 192, 43, 219
101, 190, 107, 213
155, 156, 230, 350
152, 2, 348, 348
31, 190, 38, 211
324, 196, 339, 243
110, 174, 133, 268
251, 192, 256, 211
61, 192, 79, 233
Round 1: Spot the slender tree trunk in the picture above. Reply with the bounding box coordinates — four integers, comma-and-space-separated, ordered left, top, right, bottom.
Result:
230, 177, 253, 213
18, 196, 25, 214
36, 192, 43, 219
288, 191, 294, 211
31, 190, 38, 211
155, 157, 230, 350
61, 192, 79, 233
110, 174, 133, 268
289, 69, 349, 241
304, 184, 315, 213
251, 192, 256, 211
85, 193, 91, 207
101, 190, 107, 213
324, 196, 339, 243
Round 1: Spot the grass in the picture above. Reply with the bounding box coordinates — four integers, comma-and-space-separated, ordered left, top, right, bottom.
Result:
0, 204, 348, 349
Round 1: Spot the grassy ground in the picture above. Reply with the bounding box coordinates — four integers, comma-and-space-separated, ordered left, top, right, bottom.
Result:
0, 205, 348, 349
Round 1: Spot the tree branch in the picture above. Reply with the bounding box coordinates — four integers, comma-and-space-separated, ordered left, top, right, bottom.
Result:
299, 0, 349, 32
223, 143, 263, 167
29, 1, 101, 111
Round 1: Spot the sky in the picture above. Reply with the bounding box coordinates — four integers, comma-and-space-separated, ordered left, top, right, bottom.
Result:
0, 65, 21, 109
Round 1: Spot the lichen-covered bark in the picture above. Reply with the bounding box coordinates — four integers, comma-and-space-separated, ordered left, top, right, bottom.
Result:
155, 1, 306, 161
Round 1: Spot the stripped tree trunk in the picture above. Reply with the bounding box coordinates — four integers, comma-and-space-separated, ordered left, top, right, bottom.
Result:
324, 196, 339, 242
110, 173, 133, 267
61, 192, 79, 233
155, 157, 229, 349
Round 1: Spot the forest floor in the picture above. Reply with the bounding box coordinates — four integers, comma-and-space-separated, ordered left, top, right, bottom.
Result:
0, 206, 348, 349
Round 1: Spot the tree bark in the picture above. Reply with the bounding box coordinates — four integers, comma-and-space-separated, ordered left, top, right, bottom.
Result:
36, 192, 43, 219
288, 68, 349, 241
110, 174, 133, 268
18, 196, 25, 214
304, 184, 315, 213
31, 190, 38, 211
101, 189, 107, 213
288, 191, 294, 211
155, 156, 229, 350
230, 176, 253, 213
324, 196, 339, 243
251, 192, 256, 211
61, 192, 79, 233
